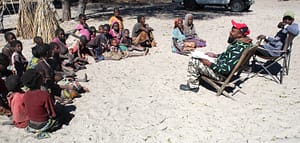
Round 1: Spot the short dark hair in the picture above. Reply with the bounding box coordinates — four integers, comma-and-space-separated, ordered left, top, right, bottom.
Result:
4, 32, 16, 42
79, 14, 88, 20
33, 36, 43, 45
137, 15, 144, 23
114, 7, 120, 12
31, 46, 39, 58
103, 24, 110, 31
10, 40, 22, 48
90, 26, 96, 33
34, 44, 50, 58
55, 28, 65, 37
49, 42, 59, 50
21, 69, 42, 90
5, 75, 21, 92
79, 36, 88, 46
283, 16, 294, 21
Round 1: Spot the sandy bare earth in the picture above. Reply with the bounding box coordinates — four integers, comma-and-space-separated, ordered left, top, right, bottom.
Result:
0, 0, 300, 142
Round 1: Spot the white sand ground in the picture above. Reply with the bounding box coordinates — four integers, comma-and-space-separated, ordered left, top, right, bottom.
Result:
0, 0, 300, 142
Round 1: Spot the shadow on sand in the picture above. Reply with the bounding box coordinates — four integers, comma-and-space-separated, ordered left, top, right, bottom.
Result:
83, 2, 253, 21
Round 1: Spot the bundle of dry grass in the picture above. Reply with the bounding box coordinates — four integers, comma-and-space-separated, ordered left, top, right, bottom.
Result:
33, 0, 59, 43
16, 0, 36, 39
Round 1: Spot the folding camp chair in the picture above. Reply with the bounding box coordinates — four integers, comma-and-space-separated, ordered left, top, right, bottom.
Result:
200, 42, 260, 97
251, 33, 295, 84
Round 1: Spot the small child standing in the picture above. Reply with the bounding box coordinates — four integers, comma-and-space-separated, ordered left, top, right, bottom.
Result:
5, 75, 29, 128
10, 40, 28, 77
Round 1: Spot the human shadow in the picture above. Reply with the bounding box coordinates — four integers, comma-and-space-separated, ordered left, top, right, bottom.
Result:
55, 104, 76, 127
199, 74, 247, 98
251, 61, 282, 75
0, 28, 17, 34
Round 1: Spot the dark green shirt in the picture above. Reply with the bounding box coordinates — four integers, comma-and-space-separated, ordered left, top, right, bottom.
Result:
210, 40, 252, 75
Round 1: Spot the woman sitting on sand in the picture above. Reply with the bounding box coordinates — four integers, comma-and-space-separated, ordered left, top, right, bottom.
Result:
172, 18, 196, 54
183, 14, 206, 48
132, 15, 156, 48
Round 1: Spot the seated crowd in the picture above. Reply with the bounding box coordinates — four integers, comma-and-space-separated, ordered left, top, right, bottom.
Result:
0, 7, 298, 139
0, 8, 155, 138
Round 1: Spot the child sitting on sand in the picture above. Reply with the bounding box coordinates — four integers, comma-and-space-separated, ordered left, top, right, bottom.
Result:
120, 29, 149, 57
68, 36, 89, 71
103, 38, 123, 60
21, 69, 61, 137
5, 75, 29, 128
74, 14, 91, 41
98, 25, 104, 35
109, 22, 122, 43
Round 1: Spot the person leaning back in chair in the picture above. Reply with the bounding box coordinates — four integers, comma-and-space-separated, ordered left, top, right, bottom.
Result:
256, 11, 299, 57
180, 20, 252, 92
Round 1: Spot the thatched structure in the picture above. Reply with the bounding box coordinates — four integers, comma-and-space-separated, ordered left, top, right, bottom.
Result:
33, 0, 59, 43
16, 0, 35, 39
17, 0, 59, 43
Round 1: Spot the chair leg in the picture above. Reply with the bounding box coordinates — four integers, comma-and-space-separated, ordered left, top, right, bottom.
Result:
201, 76, 235, 99
286, 53, 291, 75
280, 68, 283, 84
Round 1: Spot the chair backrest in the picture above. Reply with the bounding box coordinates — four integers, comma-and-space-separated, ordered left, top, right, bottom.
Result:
222, 42, 259, 83
282, 33, 296, 52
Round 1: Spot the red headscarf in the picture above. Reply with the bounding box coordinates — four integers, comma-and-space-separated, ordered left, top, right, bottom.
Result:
174, 18, 183, 29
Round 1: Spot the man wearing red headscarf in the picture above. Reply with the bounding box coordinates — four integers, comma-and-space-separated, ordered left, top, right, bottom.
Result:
180, 20, 253, 92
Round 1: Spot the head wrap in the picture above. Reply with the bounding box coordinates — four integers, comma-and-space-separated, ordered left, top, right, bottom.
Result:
174, 18, 183, 28
184, 14, 193, 27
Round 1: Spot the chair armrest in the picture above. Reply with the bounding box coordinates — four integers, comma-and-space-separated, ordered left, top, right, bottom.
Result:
257, 46, 286, 53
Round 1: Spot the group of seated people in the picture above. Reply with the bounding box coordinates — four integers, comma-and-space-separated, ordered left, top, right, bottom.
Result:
171, 14, 207, 54
72, 8, 154, 62
179, 11, 299, 92
0, 30, 90, 138
0, 8, 156, 138
0, 7, 298, 138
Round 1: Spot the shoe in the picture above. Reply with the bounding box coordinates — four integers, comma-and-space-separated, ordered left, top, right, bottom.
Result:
179, 84, 199, 92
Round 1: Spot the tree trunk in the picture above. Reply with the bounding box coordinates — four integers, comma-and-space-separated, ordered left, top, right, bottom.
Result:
0, 5, 5, 32
77, 0, 87, 18
62, 0, 71, 21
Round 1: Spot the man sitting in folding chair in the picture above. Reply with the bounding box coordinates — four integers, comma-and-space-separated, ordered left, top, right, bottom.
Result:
255, 11, 299, 57
253, 11, 299, 83
180, 20, 253, 92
